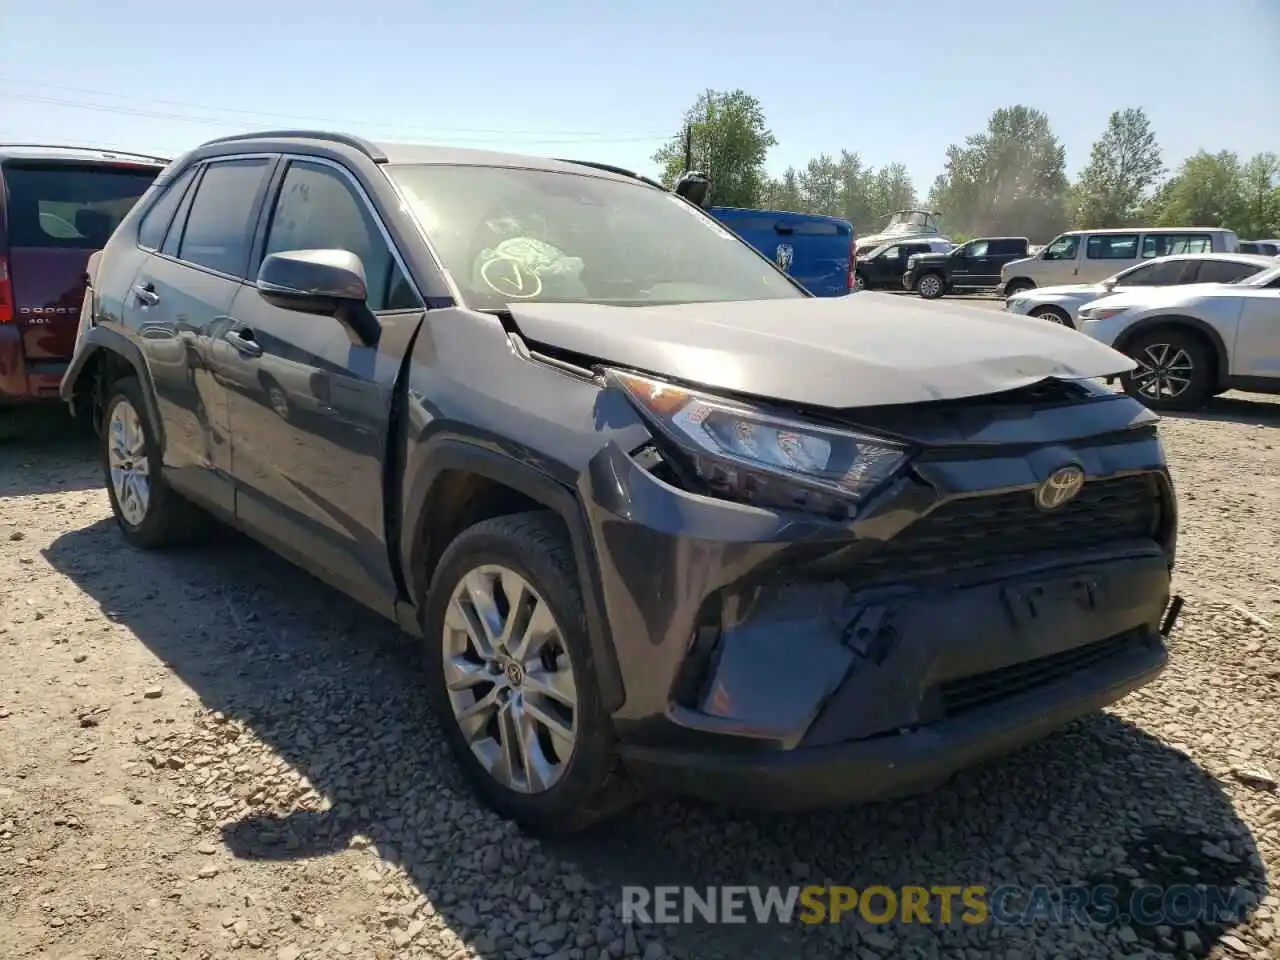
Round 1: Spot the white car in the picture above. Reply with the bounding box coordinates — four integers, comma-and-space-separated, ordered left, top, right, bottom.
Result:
1003, 252, 1277, 328
1075, 264, 1280, 411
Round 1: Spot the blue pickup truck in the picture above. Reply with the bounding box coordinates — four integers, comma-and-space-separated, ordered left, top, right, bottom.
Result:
666, 170, 855, 297
562, 162, 855, 297
706, 206, 855, 297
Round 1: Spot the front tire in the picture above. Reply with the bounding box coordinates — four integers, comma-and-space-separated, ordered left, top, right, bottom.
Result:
1120, 328, 1214, 412
851, 272, 867, 292
1031, 306, 1073, 328
102, 377, 205, 548
916, 273, 946, 299
421, 511, 635, 835
1004, 279, 1035, 296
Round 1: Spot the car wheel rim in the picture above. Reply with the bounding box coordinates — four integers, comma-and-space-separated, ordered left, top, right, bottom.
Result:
269, 387, 289, 418
107, 399, 151, 526
1034, 309, 1069, 326
442, 564, 578, 794
1133, 344, 1194, 400
920, 276, 941, 297
852, 275, 865, 291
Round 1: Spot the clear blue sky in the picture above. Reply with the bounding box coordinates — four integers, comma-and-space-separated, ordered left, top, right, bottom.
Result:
3, 0, 1277, 202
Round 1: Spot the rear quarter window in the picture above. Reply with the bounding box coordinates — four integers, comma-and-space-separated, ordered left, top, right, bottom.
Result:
1, 163, 158, 249
137, 166, 198, 250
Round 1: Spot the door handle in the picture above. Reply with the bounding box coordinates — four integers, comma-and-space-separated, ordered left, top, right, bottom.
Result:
224, 329, 263, 358
133, 283, 159, 306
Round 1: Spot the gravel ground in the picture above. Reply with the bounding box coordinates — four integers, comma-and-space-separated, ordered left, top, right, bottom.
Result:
2, 356, 1279, 959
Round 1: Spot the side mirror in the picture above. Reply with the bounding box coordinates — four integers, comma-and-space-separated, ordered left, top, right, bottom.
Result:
674, 171, 711, 208
256, 249, 380, 345
1101, 278, 1116, 291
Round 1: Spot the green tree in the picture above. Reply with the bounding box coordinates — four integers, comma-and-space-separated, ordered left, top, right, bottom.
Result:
1072, 107, 1164, 228
799, 153, 842, 216
760, 167, 804, 212
1237, 152, 1280, 238
653, 89, 777, 208
928, 106, 1070, 242
1152, 150, 1246, 230
866, 162, 918, 224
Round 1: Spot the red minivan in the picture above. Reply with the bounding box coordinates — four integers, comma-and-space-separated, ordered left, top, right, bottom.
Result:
0, 145, 166, 406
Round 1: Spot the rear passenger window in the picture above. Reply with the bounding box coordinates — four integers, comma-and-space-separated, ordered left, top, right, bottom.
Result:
262, 160, 419, 311
176, 158, 272, 277
137, 167, 197, 250
1192, 260, 1259, 284
1086, 234, 1138, 259
1142, 234, 1213, 258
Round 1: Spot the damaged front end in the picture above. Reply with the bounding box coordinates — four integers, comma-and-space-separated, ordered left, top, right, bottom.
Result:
571, 364, 1177, 809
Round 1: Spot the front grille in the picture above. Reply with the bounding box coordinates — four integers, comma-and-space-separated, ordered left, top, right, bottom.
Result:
932, 630, 1146, 718
849, 473, 1161, 586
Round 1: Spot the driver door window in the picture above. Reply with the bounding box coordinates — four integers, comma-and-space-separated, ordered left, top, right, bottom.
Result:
1042, 235, 1079, 261
262, 160, 420, 311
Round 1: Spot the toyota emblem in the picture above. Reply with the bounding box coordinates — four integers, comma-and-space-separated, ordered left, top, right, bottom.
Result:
1035, 465, 1086, 512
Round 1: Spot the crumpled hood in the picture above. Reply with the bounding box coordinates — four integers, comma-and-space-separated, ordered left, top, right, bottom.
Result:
507, 293, 1137, 409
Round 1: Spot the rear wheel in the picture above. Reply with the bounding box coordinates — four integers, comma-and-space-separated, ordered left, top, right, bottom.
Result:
421, 511, 636, 835
102, 377, 206, 548
916, 273, 946, 299
1031, 306, 1073, 328
1120, 328, 1214, 412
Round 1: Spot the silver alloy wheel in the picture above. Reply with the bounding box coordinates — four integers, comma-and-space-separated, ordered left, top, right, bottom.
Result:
443, 564, 578, 794
108, 398, 151, 526
1032, 307, 1070, 326
1133, 343, 1194, 400
268, 385, 290, 419
918, 274, 943, 298
852, 273, 866, 292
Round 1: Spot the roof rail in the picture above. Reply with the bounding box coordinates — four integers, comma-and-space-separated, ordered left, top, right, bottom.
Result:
557, 159, 665, 191
199, 130, 388, 162
0, 143, 170, 164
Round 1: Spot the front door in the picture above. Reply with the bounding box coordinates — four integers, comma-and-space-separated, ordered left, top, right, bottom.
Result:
224, 157, 425, 613
1232, 281, 1280, 381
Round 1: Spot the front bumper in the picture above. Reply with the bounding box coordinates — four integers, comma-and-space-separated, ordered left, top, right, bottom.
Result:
622, 624, 1167, 810
576, 394, 1175, 806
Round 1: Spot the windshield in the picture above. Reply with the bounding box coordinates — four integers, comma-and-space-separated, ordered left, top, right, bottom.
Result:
386, 164, 803, 309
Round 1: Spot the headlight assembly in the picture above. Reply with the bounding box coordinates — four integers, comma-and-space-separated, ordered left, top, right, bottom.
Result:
1078, 306, 1128, 322
608, 369, 909, 516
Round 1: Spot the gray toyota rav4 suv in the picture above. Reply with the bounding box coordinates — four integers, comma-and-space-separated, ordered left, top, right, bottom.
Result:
62, 130, 1180, 835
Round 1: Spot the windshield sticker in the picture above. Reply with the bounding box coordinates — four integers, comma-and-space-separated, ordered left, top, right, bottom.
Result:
480, 256, 544, 299
668, 194, 734, 239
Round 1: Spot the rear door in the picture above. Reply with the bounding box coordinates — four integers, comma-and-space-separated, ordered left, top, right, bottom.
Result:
128, 155, 277, 514
708, 208, 852, 296
1, 161, 158, 378
1232, 277, 1280, 380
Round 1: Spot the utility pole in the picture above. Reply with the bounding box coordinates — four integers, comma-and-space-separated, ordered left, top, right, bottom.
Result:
683, 123, 692, 173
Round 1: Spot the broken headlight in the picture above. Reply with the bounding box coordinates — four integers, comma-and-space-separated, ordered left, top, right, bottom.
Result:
609, 369, 908, 516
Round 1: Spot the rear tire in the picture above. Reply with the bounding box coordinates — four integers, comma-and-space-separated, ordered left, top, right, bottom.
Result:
916, 273, 946, 299
1120, 328, 1214, 412
421, 511, 636, 836
101, 377, 207, 549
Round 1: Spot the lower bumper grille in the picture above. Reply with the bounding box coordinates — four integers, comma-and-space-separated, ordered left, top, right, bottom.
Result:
849, 473, 1161, 586
933, 630, 1147, 718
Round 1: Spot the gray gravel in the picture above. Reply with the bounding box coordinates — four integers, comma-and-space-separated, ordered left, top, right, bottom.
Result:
1, 383, 1278, 960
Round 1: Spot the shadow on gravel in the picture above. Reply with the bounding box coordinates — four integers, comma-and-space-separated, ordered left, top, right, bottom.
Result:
0, 425, 101, 496
1158, 393, 1280, 427
44, 519, 1270, 960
